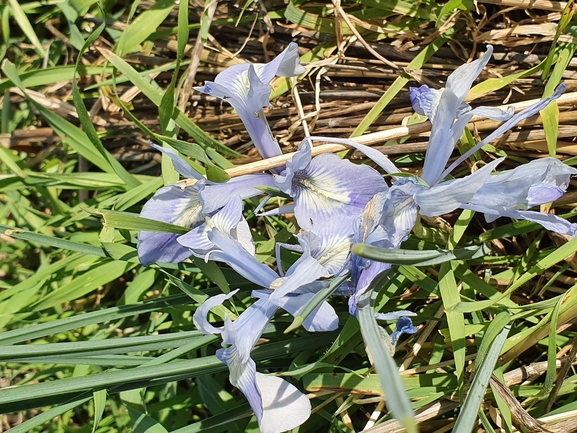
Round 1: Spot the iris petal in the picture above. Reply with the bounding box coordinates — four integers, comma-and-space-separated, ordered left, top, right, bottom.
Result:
138, 184, 204, 265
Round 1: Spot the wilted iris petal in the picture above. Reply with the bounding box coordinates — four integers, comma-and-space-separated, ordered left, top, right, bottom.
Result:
195, 43, 305, 160
390, 317, 419, 349
138, 184, 204, 265
148, 142, 204, 180
466, 158, 577, 210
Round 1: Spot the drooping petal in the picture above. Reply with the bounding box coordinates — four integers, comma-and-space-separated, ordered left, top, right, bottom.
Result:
465, 157, 577, 211
200, 174, 276, 214
346, 186, 418, 315
415, 158, 504, 216
214, 294, 310, 433
207, 230, 279, 288
138, 184, 204, 265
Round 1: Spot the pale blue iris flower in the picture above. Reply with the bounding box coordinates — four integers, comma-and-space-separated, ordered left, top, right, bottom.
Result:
182, 199, 346, 431
193, 290, 312, 433
343, 46, 572, 314
138, 143, 275, 265
195, 43, 305, 160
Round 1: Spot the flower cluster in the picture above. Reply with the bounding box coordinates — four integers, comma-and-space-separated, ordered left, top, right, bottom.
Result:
138, 43, 576, 432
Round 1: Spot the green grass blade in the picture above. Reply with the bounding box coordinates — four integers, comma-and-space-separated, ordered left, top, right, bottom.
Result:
453, 323, 510, 433
6, 0, 46, 57
0, 294, 190, 345
6, 397, 92, 433
357, 271, 416, 433
97, 48, 241, 158
115, 0, 176, 56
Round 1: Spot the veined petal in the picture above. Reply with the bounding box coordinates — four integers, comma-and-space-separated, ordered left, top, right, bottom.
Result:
415, 158, 504, 216
192, 289, 238, 335
138, 184, 204, 265
274, 139, 313, 194
217, 349, 264, 424
209, 230, 279, 288
270, 255, 330, 300
290, 152, 387, 231
255, 373, 311, 433
148, 142, 203, 180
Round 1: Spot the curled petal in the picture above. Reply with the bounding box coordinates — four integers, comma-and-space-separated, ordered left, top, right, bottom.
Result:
192, 289, 238, 335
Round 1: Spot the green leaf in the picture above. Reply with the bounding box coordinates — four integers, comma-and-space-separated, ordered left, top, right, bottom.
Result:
453, 323, 510, 432
6, 397, 92, 433
0, 224, 108, 257
92, 389, 107, 433
95, 209, 191, 234
352, 244, 488, 266
72, 21, 140, 188
6, 0, 45, 57
1, 60, 120, 177
116, 0, 176, 56
97, 48, 241, 158
357, 270, 416, 433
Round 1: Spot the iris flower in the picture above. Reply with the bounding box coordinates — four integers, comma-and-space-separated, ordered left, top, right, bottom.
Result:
193, 290, 312, 433
137, 143, 275, 265
342, 46, 572, 314
195, 43, 305, 160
